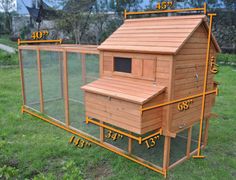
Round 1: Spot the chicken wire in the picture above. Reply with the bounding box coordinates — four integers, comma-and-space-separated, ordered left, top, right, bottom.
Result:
21, 50, 40, 111
40, 50, 65, 123
21, 48, 209, 170
68, 52, 100, 139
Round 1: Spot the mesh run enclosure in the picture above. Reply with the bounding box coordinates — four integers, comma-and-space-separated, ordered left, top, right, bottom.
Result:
19, 45, 211, 176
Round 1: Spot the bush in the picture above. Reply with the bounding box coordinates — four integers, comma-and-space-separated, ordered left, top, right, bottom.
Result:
0, 50, 18, 66
217, 53, 236, 64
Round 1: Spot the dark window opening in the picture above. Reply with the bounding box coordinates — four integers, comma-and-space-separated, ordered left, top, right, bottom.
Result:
114, 57, 132, 73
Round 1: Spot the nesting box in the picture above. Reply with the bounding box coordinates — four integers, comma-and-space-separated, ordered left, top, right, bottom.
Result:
82, 15, 220, 135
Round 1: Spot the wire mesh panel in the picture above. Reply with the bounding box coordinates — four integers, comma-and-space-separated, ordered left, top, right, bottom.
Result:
103, 123, 129, 152
68, 52, 100, 139
132, 130, 164, 167
191, 121, 205, 152
21, 50, 40, 111
40, 50, 65, 123
169, 129, 188, 165
85, 54, 99, 83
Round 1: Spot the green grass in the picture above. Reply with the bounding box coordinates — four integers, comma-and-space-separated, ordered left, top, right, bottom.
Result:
0, 35, 18, 49
0, 50, 18, 66
0, 64, 236, 179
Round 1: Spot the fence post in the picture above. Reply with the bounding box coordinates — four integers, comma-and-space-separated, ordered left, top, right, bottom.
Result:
63, 50, 69, 127
18, 49, 26, 106
37, 48, 44, 112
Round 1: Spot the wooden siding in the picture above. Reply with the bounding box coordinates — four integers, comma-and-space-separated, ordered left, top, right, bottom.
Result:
102, 51, 157, 81
170, 24, 217, 132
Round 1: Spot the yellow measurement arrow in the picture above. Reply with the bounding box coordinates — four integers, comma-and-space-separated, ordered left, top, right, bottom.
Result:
18, 39, 62, 45
193, 13, 217, 159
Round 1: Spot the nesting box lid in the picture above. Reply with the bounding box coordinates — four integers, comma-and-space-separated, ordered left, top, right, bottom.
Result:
98, 15, 220, 54
81, 77, 166, 104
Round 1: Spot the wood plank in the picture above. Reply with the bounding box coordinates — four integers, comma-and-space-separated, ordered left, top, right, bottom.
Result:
63, 51, 70, 127
37, 49, 44, 113
87, 81, 154, 98
163, 136, 171, 170
142, 59, 155, 80
83, 85, 145, 104
85, 101, 140, 123
86, 111, 141, 134
104, 51, 157, 60
141, 122, 162, 134
93, 78, 158, 94
186, 126, 192, 159
107, 37, 185, 42
103, 41, 181, 47
85, 92, 141, 116
132, 58, 143, 77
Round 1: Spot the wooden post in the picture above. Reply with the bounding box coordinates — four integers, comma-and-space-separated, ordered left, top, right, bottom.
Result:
203, 118, 210, 147
63, 50, 70, 127
59, 53, 64, 99
18, 49, 26, 106
100, 121, 104, 143
163, 136, 171, 171
128, 132, 133, 154
37, 48, 44, 112
81, 53, 86, 85
186, 126, 193, 159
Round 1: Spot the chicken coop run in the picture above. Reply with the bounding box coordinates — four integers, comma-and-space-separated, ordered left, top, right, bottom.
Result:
19, 14, 220, 177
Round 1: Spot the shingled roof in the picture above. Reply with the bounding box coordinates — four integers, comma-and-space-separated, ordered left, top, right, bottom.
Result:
98, 15, 220, 54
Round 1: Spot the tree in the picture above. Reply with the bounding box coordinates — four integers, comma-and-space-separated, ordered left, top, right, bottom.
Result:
109, 0, 144, 16
0, 0, 15, 33
55, 0, 96, 44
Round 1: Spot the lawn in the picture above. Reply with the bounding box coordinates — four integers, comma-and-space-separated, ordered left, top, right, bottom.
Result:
0, 35, 18, 49
0, 62, 236, 179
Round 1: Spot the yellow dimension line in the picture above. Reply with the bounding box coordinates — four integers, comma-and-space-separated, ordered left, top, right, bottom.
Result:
18, 39, 62, 45
142, 89, 218, 112
86, 117, 163, 144
193, 13, 216, 159
22, 106, 165, 176
124, 3, 207, 18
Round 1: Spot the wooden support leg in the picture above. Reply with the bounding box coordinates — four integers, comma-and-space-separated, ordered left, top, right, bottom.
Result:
203, 118, 210, 147
128, 132, 132, 154
163, 136, 171, 171
186, 126, 193, 159
100, 121, 104, 143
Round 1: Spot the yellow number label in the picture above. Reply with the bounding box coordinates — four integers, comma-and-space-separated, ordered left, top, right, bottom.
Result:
31, 31, 49, 40
178, 99, 193, 111
157, 1, 173, 10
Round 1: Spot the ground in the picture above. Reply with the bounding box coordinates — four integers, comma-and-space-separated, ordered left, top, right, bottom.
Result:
0, 65, 235, 179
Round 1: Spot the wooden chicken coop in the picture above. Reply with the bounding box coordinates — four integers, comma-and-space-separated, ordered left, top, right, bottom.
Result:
19, 9, 220, 177
82, 15, 220, 136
